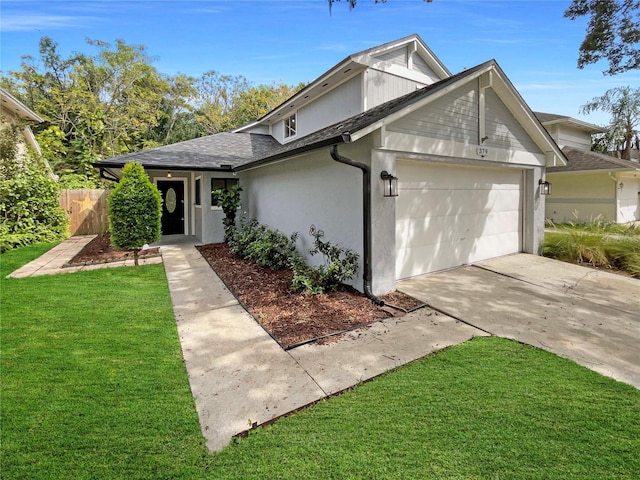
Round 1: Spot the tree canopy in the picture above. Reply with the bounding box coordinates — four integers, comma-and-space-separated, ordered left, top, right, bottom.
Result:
565, 0, 640, 75
1, 36, 303, 186
581, 85, 640, 159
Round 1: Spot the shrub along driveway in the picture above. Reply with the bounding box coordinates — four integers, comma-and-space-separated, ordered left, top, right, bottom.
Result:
398, 253, 640, 389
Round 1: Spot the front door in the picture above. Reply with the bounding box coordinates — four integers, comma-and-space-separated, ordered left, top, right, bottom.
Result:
157, 180, 185, 235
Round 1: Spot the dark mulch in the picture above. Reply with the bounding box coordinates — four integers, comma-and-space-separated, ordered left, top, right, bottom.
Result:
197, 243, 423, 348
66, 232, 161, 266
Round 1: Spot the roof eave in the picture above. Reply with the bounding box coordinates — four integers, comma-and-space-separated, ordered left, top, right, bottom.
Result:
234, 134, 348, 172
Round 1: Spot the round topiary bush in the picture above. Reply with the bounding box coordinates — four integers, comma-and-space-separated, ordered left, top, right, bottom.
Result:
107, 162, 162, 265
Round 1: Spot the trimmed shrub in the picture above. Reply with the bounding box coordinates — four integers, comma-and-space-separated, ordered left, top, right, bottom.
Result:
107, 162, 161, 265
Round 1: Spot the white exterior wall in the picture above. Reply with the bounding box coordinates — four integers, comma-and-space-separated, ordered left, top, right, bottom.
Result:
485, 90, 542, 153
199, 171, 238, 244
364, 70, 425, 111
241, 143, 367, 290
617, 173, 640, 222
545, 124, 593, 149
295, 75, 362, 140
545, 172, 616, 223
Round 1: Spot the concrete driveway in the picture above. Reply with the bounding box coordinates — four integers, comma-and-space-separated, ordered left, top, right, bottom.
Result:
398, 254, 640, 389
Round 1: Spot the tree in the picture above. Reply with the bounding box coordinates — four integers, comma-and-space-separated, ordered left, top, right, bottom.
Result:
230, 82, 305, 127
565, 0, 640, 75
107, 162, 161, 265
0, 122, 68, 252
193, 71, 250, 134
581, 86, 640, 159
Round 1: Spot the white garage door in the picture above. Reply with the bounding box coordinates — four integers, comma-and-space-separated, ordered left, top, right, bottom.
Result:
396, 160, 523, 279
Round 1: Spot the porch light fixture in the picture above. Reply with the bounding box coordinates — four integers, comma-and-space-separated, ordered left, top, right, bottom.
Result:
166, 171, 172, 178
539, 178, 551, 195
380, 171, 399, 197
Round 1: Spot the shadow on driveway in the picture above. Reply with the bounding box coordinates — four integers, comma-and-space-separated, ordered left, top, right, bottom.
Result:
398, 254, 640, 389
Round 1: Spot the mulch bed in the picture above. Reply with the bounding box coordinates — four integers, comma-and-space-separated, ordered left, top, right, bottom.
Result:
197, 243, 425, 348
69, 235, 426, 348
66, 232, 161, 266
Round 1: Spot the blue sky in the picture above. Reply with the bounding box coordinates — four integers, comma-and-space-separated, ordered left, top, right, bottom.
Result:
1, 0, 639, 126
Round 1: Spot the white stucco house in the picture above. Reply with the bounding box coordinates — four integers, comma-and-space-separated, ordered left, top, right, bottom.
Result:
537, 112, 640, 224
0, 87, 56, 178
97, 34, 565, 295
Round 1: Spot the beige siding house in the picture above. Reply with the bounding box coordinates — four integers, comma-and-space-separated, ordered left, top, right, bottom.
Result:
538, 112, 640, 224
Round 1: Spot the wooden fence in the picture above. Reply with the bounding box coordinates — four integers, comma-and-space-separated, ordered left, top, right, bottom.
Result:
59, 189, 110, 236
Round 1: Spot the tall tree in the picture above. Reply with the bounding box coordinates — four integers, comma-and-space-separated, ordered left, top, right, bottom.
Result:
581, 86, 640, 159
565, 0, 640, 75
230, 82, 305, 127
193, 71, 250, 134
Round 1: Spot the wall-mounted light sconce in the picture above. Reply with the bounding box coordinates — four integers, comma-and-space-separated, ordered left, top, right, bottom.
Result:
618, 182, 624, 190
380, 171, 399, 197
166, 171, 172, 178
539, 178, 551, 195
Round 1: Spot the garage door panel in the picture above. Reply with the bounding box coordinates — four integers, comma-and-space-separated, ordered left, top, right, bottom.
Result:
397, 231, 520, 278
398, 189, 520, 218
397, 210, 520, 249
396, 160, 523, 278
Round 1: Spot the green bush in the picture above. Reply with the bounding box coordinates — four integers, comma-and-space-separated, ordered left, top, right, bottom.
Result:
292, 225, 359, 294
107, 162, 161, 265
0, 124, 68, 252
230, 217, 300, 270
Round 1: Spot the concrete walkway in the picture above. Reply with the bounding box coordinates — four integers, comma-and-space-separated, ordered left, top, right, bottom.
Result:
6, 237, 489, 451
8, 235, 162, 278
162, 243, 482, 451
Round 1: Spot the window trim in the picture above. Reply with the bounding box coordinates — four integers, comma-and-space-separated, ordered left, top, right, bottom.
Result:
194, 176, 202, 207
284, 112, 297, 139
210, 177, 239, 211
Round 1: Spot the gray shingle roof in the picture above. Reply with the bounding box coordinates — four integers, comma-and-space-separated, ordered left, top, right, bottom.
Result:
549, 146, 640, 172
98, 59, 552, 173
97, 63, 486, 172
97, 132, 280, 170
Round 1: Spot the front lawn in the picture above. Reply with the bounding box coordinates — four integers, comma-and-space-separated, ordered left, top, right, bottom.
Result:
2, 243, 639, 479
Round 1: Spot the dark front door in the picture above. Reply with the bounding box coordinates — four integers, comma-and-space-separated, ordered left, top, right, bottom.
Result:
157, 180, 185, 235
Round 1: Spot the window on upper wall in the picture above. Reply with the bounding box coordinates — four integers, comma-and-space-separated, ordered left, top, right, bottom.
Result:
211, 178, 239, 207
284, 113, 297, 138
194, 177, 201, 206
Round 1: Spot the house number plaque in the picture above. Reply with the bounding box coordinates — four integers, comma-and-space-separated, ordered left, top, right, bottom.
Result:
166, 188, 177, 213
476, 146, 489, 157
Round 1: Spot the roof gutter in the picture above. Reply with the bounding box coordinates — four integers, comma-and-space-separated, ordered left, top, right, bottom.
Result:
330, 141, 384, 306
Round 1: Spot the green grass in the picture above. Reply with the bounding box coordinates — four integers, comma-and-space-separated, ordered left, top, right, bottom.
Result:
1, 243, 208, 479
2, 243, 640, 479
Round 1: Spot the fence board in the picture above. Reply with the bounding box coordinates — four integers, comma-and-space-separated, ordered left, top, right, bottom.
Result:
59, 189, 110, 236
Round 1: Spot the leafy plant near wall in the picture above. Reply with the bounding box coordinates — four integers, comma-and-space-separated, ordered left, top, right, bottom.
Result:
230, 217, 301, 270
228, 219, 359, 294
292, 225, 359, 294
212, 183, 242, 241
0, 123, 68, 252
107, 162, 162, 265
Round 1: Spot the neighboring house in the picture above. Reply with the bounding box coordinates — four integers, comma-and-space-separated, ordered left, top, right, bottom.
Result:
0, 88, 56, 179
97, 34, 565, 295
537, 112, 640, 224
